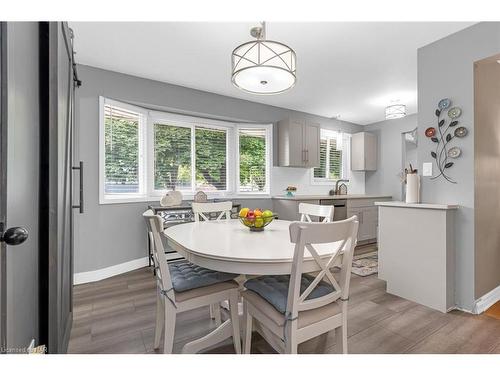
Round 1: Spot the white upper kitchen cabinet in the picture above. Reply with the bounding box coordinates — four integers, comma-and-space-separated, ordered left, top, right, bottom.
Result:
351, 131, 377, 171
278, 118, 320, 168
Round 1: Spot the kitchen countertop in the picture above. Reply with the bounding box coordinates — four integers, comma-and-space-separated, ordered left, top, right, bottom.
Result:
374, 201, 458, 210
272, 194, 392, 201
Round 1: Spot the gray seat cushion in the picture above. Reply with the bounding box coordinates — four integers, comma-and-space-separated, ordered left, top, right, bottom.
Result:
244, 274, 335, 314
169, 260, 238, 293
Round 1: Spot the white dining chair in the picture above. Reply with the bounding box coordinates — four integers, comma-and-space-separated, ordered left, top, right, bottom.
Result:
191, 200, 233, 324
142, 210, 241, 354
241, 216, 359, 354
191, 201, 233, 222
299, 202, 334, 223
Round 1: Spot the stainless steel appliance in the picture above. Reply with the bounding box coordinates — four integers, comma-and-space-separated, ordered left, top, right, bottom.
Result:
319, 199, 347, 221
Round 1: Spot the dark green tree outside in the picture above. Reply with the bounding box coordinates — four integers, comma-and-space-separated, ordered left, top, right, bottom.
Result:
239, 133, 266, 191
106, 119, 267, 192
104, 116, 139, 191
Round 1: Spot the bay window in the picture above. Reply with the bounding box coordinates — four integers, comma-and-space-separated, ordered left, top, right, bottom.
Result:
100, 97, 272, 203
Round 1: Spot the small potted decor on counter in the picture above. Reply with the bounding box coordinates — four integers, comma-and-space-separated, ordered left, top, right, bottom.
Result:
284, 186, 297, 197
238, 207, 276, 231
404, 164, 420, 204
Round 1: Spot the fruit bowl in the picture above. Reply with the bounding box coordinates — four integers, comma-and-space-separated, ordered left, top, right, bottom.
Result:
238, 208, 276, 232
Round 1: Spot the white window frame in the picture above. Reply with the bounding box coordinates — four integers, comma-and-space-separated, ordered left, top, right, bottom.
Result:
235, 123, 273, 196
311, 129, 351, 186
99, 96, 272, 204
147, 111, 235, 198
99, 97, 148, 204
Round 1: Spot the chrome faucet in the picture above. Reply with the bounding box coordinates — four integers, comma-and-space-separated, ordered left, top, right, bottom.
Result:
333, 179, 350, 195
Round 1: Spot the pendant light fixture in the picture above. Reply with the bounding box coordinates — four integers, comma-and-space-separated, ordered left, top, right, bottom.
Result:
385, 102, 406, 120
231, 22, 296, 95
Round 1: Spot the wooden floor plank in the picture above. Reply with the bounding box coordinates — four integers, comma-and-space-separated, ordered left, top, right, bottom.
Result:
485, 301, 500, 320
68, 266, 499, 354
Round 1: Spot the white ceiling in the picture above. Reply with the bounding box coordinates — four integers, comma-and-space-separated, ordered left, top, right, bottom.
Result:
70, 22, 473, 125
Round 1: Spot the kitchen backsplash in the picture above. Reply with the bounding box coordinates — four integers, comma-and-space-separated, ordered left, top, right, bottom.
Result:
270, 166, 365, 197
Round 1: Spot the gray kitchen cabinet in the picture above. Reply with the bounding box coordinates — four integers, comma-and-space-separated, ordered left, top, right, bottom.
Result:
347, 206, 377, 243
278, 118, 320, 168
347, 198, 389, 243
273, 199, 320, 221
351, 131, 377, 171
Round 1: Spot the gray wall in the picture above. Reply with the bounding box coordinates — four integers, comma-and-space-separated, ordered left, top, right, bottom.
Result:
6, 22, 39, 348
417, 22, 500, 310
365, 114, 418, 200
74, 65, 363, 273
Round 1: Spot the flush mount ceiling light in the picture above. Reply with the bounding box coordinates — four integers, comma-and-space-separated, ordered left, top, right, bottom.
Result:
231, 21, 296, 95
385, 103, 406, 120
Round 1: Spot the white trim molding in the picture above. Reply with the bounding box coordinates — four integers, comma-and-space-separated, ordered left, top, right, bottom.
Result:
473, 284, 500, 314
74, 257, 149, 285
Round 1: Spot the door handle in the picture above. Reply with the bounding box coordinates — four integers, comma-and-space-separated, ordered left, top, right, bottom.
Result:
72, 161, 84, 213
0, 226, 28, 246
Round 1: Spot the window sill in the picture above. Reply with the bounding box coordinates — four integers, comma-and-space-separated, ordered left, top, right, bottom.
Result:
99, 193, 272, 205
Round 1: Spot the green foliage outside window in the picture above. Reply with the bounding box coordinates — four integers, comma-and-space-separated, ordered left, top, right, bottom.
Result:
104, 116, 139, 189
154, 124, 191, 190
239, 133, 266, 191
105, 109, 268, 193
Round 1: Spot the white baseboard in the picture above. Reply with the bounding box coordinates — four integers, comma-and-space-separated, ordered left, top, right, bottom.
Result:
74, 257, 149, 285
473, 284, 500, 314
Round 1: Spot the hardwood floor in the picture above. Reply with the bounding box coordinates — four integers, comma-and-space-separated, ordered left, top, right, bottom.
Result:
485, 301, 500, 320
68, 267, 500, 354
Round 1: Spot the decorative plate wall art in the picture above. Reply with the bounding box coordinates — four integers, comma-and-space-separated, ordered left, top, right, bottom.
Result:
428, 98, 468, 184
425, 127, 436, 137
438, 98, 451, 110
447, 147, 461, 158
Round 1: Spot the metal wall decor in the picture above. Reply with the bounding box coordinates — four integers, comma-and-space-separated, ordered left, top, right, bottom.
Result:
426, 98, 467, 183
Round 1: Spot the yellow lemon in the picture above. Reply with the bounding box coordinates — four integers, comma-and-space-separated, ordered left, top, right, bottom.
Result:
239, 207, 250, 218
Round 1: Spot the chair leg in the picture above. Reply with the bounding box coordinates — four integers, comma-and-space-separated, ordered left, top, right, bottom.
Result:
284, 323, 297, 354
336, 304, 348, 354
229, 291, 241, 354
335, 325, 347, 354
163, 302, 177, 354
213, 303, 222, 326
210, 303, 222, 326
243, 301, 252, 354
154, 294, 164, 350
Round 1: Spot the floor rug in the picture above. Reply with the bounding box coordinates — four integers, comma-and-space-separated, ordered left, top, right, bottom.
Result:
352, 251, 378, 276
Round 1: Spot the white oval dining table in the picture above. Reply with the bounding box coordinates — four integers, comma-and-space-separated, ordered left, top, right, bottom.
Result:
164, 219, 344, 276
163, 219, 344, 354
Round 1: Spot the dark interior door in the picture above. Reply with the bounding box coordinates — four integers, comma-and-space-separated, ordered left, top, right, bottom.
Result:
0, 22, 39, 353
39, 21, 79, 353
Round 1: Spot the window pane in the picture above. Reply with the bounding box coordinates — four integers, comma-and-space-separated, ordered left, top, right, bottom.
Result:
329, 138, 342, 180
104, 104, 140, 194
195, 127, 227, 191
154, 123, 192, 190
239, 128, 267, 192
314, 139, 328, 178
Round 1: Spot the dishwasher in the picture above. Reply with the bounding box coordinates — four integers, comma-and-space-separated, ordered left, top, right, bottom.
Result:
319, 199, 347, 221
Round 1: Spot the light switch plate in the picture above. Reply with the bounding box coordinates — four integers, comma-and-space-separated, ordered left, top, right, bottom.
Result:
423, 162, 433, 177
